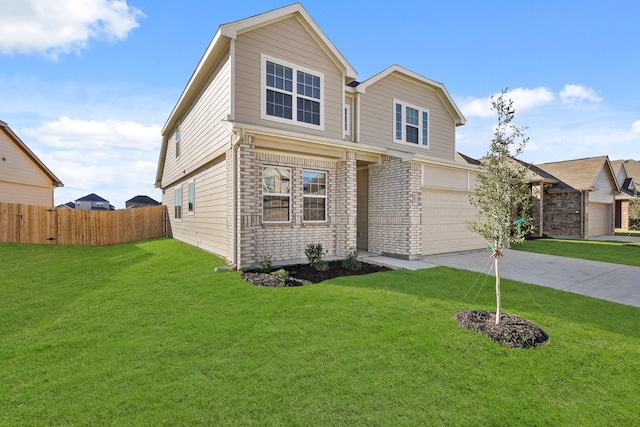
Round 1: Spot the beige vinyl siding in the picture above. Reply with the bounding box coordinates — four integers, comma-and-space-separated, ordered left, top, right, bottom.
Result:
590, 167, 616, 204
0, 131, 55, 206
168, 156, 228, 258
234, 16, 344, 139
161, 55, 232, 188
359, 73, 456, 161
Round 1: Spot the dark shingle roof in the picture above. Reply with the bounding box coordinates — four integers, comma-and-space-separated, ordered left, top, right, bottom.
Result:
76, 193, 109, 202
126, 195, 160, 206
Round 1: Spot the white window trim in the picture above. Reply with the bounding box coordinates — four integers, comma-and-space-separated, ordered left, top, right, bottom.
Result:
302, 169, 327, 223
262, 165, 292, 224
260, 54, 325, 131
187, 179, 195, 215
174, 185, 183, 222
393, 99, 430, 148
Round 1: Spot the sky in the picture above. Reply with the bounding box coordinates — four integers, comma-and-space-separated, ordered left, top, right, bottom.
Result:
1, 0, 640, 208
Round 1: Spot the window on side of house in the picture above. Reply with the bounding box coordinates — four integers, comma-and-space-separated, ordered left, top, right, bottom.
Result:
262, 166, 291, 223
393, 99, 429, 147
303, 170, 327, 222
187, 180, 195, 214
174, 186, 183, 221
344, 105, 350, 137
175, 122, 181, 158
262, 55, 324, 129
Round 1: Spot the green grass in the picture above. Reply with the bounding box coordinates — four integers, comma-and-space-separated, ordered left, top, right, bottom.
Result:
2, 238, 639, 426
513, 238, 640, 267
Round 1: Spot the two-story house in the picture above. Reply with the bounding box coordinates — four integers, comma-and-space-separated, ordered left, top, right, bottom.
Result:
155, 3, 485, 269
0, 120, 63, 206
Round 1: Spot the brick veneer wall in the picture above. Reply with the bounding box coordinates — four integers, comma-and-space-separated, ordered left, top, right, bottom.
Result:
542, 191, 583, 237
231, 137, 357, 269
368, 155, 422, 259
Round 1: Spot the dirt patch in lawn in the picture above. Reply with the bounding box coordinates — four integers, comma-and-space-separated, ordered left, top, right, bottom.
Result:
242, 260, 392, 287
455, 310, 549, 348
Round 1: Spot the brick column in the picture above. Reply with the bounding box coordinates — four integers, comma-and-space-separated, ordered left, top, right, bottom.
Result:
335, 150, 357, 256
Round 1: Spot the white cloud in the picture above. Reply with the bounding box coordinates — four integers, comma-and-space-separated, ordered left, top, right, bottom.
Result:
22, 117, 161, 208
0, 0, 144, 58
559, 84, 603, 104
458, 87, 555, 118
632, 120, 640, 133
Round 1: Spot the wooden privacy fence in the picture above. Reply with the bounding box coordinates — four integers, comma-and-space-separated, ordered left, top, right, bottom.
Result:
0, 203, 167, 245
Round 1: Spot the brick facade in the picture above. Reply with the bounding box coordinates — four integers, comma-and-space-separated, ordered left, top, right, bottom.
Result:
367, 155, 422, 259
541, 191, 583, 237
231, 137, 358, 269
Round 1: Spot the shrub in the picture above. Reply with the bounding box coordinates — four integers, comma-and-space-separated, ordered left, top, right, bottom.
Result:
313, 259, 329, 272
305, 243, 325, 267
341, 247, 361, 271
271, 269, 289, 283
259, 255, 272, 273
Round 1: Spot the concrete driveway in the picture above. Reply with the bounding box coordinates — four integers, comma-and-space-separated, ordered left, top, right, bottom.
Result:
363, 237, 640, 308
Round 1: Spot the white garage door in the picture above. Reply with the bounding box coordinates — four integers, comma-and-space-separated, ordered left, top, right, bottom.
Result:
422, 189, 486, 255
588, 203, 610, 237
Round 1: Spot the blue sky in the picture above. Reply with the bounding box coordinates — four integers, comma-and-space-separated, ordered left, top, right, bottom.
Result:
1, 0, 639, 208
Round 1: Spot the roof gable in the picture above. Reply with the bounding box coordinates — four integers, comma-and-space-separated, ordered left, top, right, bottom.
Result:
536, 155, 619, 192
0, 120, 63, 187
76, 193, 109, 202
355, 65, 465, 126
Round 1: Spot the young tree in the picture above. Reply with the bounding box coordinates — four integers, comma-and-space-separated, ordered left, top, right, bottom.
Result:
468, 90, 533, 325
629, 196, 640, 230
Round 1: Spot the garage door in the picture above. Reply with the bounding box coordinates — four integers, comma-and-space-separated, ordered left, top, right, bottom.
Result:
422, 189, 486, 255
588, 203, 610, 237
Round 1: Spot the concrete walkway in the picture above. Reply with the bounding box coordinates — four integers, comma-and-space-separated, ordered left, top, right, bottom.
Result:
361, 237, 640, 308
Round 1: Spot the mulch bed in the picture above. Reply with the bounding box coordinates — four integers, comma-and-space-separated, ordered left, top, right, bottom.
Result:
455, 310, 549, 348
242, 260, 392, 287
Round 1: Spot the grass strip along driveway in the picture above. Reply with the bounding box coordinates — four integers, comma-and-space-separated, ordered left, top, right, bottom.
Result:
513, 238, 640, 267
2, 238, 639, 426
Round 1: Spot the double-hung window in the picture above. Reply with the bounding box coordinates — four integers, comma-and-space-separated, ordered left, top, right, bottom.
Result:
303, 170, 327, 222
262, 166, 291, 222
262, 55, 323, 129
174, 186, 183, 220
187, 180, 195, 214
394, 99, 429, 147
175, 122, 181, 158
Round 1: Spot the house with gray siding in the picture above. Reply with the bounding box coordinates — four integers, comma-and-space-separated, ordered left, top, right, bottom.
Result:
155, 3, 485, 269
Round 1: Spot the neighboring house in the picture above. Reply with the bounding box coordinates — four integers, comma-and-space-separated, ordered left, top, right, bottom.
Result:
126, 195, 161, 209
610, 160, 637, 229
530, 156, 619, 237
74, 193, 114, 210
155, 3, 485, 269
57, 201, 77, 209
0, 120, 63, 206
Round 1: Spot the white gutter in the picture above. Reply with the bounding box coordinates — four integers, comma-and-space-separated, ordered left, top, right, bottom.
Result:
230, 128, 244, 269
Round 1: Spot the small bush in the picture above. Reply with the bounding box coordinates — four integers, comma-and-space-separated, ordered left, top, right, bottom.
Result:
305, 243, 325, 267
271, 269, 289, 283
313, 259, 329, 272
341, 247, 361, 271
259, 255, 272, 273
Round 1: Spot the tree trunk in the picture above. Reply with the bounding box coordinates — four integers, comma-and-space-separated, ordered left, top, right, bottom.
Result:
495, 256, 501, 325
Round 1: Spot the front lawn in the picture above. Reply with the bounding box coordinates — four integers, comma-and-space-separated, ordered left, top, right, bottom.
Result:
2, 239, 639, 425
513, 238, 640, 267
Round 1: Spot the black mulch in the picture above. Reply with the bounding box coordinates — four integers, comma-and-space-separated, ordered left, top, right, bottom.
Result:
455, 309, 549, 348
242, 260, 392, 287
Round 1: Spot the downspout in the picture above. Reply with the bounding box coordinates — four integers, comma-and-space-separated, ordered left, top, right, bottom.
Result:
230, 128, 244, 269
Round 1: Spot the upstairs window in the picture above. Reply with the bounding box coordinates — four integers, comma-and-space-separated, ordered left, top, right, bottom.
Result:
262, 55, 324, 129
262, 166, 291, 223
394, 99, 429, 147
175, 122, 181, 158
